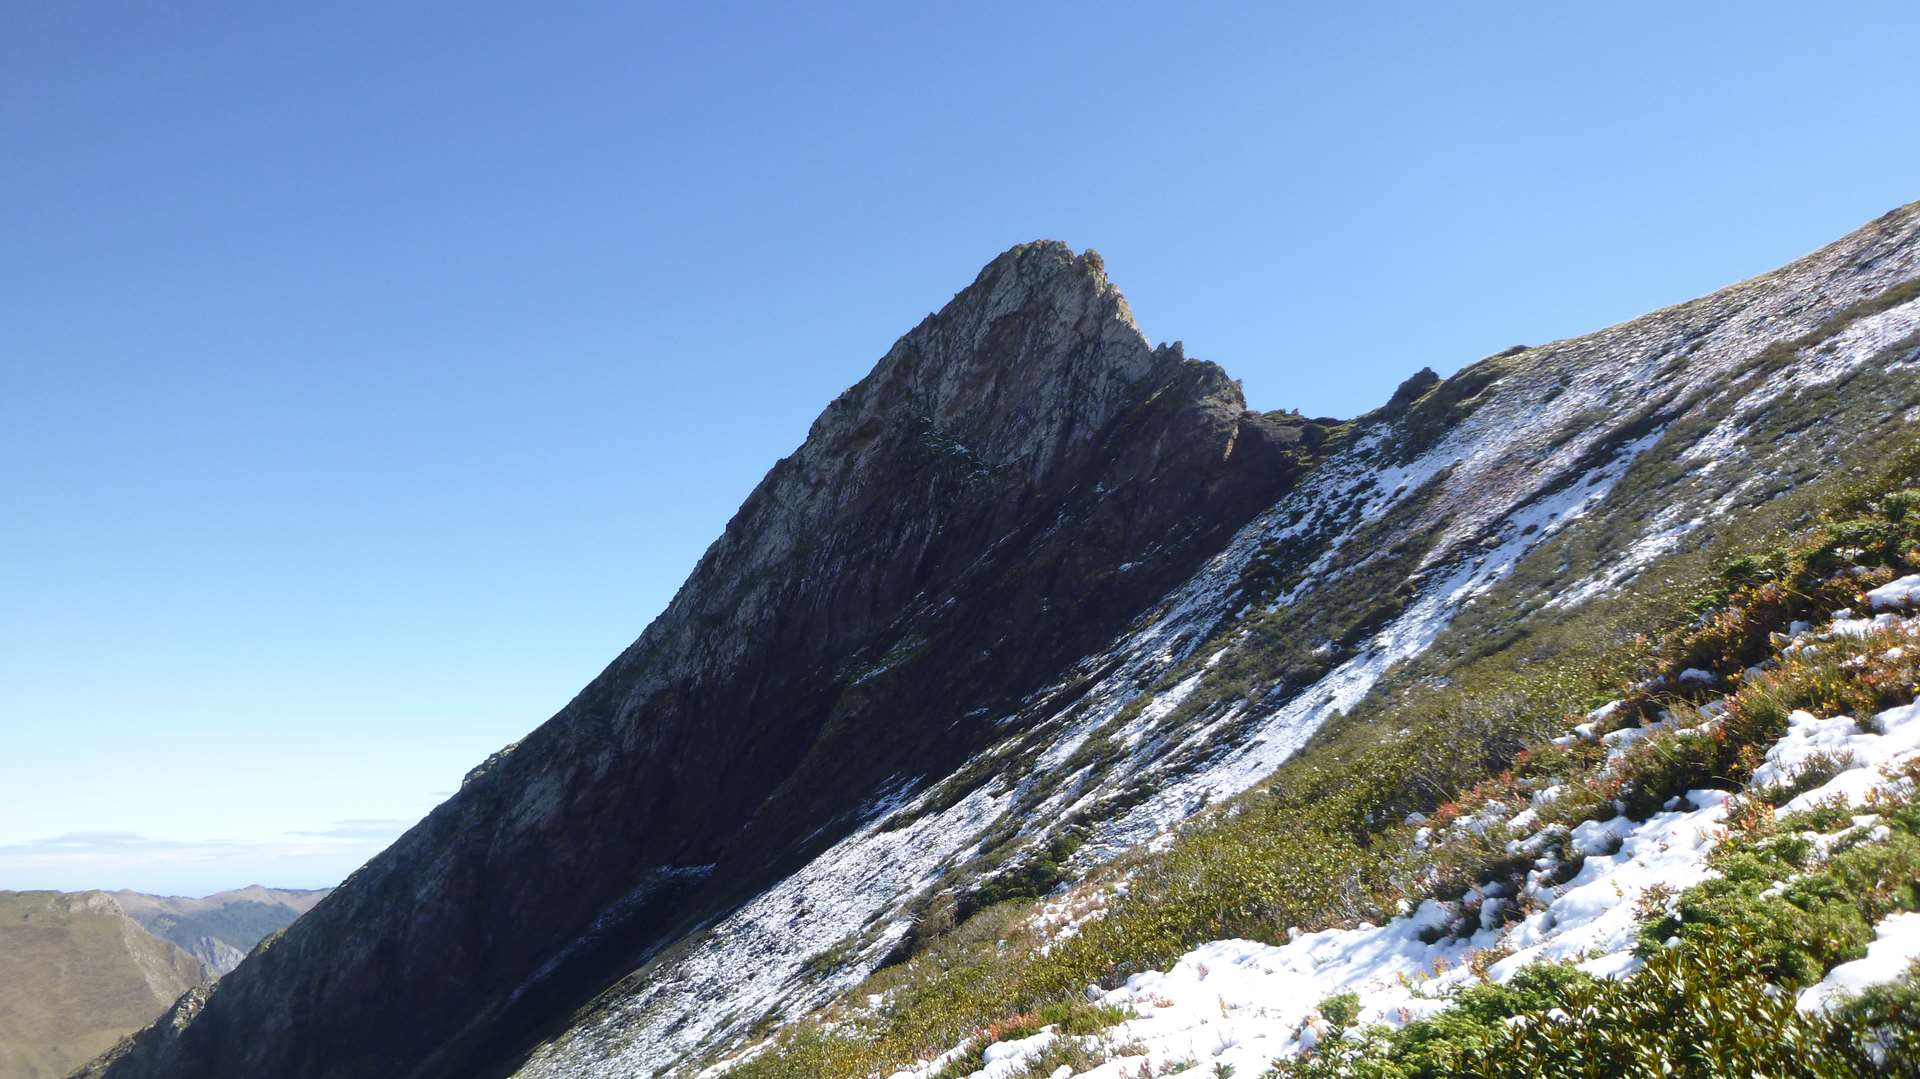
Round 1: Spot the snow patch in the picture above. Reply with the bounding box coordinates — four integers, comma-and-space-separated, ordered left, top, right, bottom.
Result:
1798, 911, 1920, 1013
1868, 574, 1920, 612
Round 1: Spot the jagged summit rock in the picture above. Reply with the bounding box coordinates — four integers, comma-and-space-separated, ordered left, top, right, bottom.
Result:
820, 239, 1164, 487
1384, 365, 1441, 412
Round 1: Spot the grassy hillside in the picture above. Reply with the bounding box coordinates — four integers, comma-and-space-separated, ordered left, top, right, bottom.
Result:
722, 429, 1920, 1075
0, 893, 206, 1079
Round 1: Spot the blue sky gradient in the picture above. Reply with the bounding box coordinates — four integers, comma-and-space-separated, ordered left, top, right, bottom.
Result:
5, 2, 1920, 894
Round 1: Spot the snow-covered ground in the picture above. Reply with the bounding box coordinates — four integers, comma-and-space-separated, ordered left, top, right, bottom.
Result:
891, 612, 1920, 1079
517, 781, 1015, 1078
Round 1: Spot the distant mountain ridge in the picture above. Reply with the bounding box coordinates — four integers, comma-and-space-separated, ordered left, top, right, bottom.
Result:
108, 887, 330, 977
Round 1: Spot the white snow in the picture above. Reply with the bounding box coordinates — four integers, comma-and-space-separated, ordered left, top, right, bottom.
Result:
1081, 424, 1670, 854
978, 1031, 1057, 1077
893, 784, 1739, 1079
1869, 574, 1920, 612
519, 779, 1015, 1078
1551, 512, 1703, 611
1761, 702, 1920, 815
1675, 293, 1920, 500
1798, 911, 1920, 1013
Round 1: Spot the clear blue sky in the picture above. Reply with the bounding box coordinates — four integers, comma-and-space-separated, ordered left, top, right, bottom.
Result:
4, 3, 1918, 895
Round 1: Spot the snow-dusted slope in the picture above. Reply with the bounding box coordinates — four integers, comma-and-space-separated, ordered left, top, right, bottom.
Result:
886, 609, 1920, 1079
518, 205, 1920, 1076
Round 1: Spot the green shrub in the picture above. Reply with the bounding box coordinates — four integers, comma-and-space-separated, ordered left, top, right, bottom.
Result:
1378, 964, 1597, 1079
1816, 830, 1920, 924
1639, 875, 1867, 986
1833, 966, 1920, 1063
1273, 932, 1887, 1078
1005, 1037, 1109, 1077
1757, 750, 1857, 807
1615, 728, 1729, 819
1028, 999, 1131, 1037
1641, 809, 1920, 991
1489, 930, 1884, 1078
1315, 992, 1359, 1030
967, 831, 1085, 914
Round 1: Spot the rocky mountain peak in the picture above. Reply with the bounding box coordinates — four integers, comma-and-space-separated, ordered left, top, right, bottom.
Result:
619, 242, 1204, 696
77, 241, 1315, 1079
1383, 365, 1441, 412
809, 239, 1166, 491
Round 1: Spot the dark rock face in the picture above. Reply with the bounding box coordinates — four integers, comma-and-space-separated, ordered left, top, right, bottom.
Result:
85, 243, 1324, 1079
1382, 366, 1440, 413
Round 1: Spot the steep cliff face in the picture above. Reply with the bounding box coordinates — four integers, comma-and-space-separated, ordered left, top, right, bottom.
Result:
84, 243, 1323, 1079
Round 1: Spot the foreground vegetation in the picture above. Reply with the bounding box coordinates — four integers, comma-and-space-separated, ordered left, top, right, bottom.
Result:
728, 433, 1920, 1078
1271, 928, 1917, 1078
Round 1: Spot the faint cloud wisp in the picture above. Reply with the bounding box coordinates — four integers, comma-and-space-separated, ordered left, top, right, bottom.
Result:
0, 818, 415, 894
